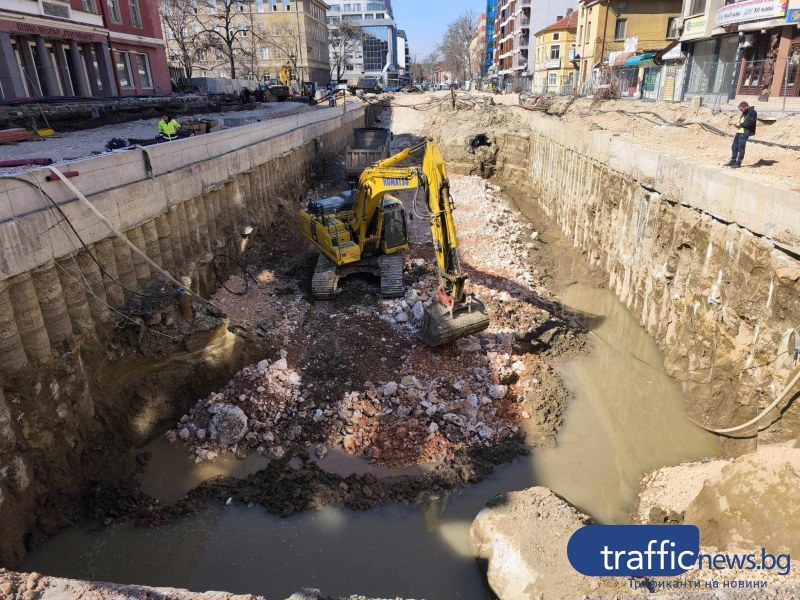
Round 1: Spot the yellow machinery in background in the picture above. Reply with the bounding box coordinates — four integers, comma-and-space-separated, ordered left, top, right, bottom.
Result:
298, 141, 490, 346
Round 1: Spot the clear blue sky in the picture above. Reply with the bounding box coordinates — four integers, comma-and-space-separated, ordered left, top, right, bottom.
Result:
392, 0, 487, 59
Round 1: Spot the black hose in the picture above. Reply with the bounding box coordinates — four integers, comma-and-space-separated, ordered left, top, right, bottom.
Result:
211, 253, 257, 296
3, 174, 175, 301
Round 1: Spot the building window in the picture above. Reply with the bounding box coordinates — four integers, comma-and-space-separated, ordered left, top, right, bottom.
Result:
548, 72, 557, 86
128, 0, 142, 27
209, 0, 216, 13
689, 0, 706, 15
134, 52, 152, 87
107, 0, 122, 23
362, 25, 389, 72
614, 18, 627, 41
618, 2, 628, 11
666, 16, 680, 39
553, 32, 560, 41
256, 0, 264, 11
82, 0, 97, 13
260, 47, 269, 59
114, 51, 134, 88
550, 45, 560, 60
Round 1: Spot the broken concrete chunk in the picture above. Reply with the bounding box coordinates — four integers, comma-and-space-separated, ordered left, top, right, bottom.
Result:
210, 404, 248, 445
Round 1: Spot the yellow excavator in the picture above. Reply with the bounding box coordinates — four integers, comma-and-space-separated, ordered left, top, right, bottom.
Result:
298, 141, 490, 346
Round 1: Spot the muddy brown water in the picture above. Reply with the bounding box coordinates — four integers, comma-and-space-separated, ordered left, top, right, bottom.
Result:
21, 205, 720, 599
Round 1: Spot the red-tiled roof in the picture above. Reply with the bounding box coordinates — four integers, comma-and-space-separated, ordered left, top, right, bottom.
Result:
538, 10, 579, 35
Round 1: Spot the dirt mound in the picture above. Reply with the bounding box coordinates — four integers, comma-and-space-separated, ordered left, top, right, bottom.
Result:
636, 445, 800, 555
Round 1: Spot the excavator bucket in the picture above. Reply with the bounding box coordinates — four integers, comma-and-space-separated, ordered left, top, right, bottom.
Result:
418, 298, 490, 347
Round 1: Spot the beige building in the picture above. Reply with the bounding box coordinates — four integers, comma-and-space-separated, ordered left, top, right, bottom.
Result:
575, 0, 682, 88
164, 0, 330, 87
532, 9, 578, 93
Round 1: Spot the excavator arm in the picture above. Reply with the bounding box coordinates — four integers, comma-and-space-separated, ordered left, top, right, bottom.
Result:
417, 142, 490, 346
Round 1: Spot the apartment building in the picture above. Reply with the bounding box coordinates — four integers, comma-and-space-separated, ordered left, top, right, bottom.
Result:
0, 0, 170, 99
470, 13, 487, 80
493, 0, 575, 89
325, 0, 404, 86
532, 8, 578, 93
165, 0, 330, 86
485, 0, 498, 77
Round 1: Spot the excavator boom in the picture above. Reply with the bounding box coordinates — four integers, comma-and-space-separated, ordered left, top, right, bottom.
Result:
417, 142, 490, 345
297, 138, 489, 346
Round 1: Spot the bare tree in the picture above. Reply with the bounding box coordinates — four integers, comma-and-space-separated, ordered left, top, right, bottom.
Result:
159, 0, 211, 79
194, 0, 255, 79
264, 15, 304, 85
414, 50, 440, 84
328, 20, 361, 82
437, 9, 478, 83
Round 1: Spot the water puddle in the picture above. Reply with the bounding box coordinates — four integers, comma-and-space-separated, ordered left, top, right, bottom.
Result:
134, 437, 271, 504
21, 209, 719, 597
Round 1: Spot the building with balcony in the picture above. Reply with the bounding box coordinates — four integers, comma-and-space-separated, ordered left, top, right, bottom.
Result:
533, 8, 578, 93
492, 0, 576, 89
574, 0, 682, 89
470, 13, 487, 81
0, 0, 170, 99
325, 0, 404, 86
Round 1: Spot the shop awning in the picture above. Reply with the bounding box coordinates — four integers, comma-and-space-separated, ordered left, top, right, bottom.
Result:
611, 52, 635, 67
623, 53, 656, 68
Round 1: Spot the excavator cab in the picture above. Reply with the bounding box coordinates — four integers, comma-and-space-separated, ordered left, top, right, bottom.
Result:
381, 200, 408, 252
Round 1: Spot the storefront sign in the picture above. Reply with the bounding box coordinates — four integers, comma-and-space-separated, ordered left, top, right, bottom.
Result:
787, 0, 800, 22
715, 0, 787, 27
13, 22, 98, 41
682, 15, 707, 40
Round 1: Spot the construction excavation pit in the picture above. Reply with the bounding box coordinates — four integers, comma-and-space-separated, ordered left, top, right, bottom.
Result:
2, 93, 800, 599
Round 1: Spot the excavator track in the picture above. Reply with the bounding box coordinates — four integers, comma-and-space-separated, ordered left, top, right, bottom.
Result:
379, 254, 404, 298
312, 254, 339, 300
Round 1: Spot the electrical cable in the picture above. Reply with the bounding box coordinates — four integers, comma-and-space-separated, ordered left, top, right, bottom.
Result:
593, 109, 800, 152
11, 216, 180, 341
211, 253, 257, 297
4, 174, 175, 302
687, 365, 800, 435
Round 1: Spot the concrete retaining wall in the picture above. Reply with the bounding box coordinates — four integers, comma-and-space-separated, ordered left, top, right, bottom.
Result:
433, 104, 800, 447
519, 120, 800, 446
0, 103, 373, 376
0, 102, 378, 567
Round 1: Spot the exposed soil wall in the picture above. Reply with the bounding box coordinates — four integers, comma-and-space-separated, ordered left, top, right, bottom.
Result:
0, 105, 380, 567
429, 103, 800, 451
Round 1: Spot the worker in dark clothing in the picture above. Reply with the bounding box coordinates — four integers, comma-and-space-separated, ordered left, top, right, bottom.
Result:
242, 87, 252, 103
725, 102, 757, 169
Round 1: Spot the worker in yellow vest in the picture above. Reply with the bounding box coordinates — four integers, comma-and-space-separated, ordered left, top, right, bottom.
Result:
157, 114, 182, 142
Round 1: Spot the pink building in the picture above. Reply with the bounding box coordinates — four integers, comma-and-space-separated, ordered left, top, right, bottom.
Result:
0, 0, 171, 99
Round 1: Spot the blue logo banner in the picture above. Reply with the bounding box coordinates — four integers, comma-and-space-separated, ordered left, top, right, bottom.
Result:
567, 525, 700, 576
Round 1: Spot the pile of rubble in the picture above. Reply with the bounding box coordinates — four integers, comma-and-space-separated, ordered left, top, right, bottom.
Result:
170, 174, 577, 469
168, 330, 526, 468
